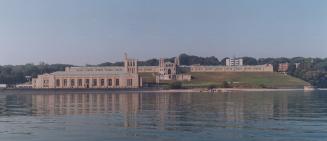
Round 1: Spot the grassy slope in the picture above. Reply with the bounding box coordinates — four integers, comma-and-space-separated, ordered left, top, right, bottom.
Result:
140, 72, 310, 89
185, 72, 309, 88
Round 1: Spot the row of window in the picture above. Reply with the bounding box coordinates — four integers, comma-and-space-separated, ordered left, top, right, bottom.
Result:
55, 78, 125, 87
127, 61, 136, 66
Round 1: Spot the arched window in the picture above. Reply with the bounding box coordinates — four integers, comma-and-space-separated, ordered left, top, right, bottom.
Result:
78, 79, 83, 86
100, 79, 105, 86
108, 79, 112, 86
56, 79, 60, 87
115, 79, 120, 86
70, 79, 75, 87
63, 79, 67, 87
92, 79, 97, 86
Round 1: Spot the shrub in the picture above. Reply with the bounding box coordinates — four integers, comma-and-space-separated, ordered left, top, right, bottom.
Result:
169, 82, 183, 89
222, 81, 232, 88
207, 84, 217, 89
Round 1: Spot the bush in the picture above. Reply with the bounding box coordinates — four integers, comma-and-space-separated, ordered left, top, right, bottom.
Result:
169, 82, 183, 89
222, 81, 232, 88
259, 84, 267, 88
207, 84, 217, 89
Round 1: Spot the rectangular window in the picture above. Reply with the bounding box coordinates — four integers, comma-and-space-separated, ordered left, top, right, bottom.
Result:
115, 79, 119, 86
92, 79, 97, 86
100, 79, 105, 86
127, 79, 133, 87
63, 79, 67, 87
108, 79, 112, 86
78, 79, 82, 86
71, 79, 75, 87
56, 79, 60, 87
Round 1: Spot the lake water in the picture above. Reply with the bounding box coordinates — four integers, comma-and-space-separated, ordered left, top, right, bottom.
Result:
0, 90, 326, 141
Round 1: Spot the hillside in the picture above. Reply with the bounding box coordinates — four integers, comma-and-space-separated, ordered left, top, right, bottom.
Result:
139, 72, 310, 89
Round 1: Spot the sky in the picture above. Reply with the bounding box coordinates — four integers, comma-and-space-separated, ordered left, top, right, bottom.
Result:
0, 0, 326, 65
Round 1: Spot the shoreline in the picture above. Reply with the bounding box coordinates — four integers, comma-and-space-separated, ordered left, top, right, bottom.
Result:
0, 88, 326, 95
142, 88, 327, 93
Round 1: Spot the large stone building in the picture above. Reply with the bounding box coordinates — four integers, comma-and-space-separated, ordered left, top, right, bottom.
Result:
32, 54, 142, 89
32, 54, 274, 89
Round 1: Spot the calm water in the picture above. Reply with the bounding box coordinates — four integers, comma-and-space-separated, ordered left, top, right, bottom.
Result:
0, 90, 326, 141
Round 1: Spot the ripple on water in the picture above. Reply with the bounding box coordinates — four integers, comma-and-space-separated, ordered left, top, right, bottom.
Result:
0, 91, 326, 141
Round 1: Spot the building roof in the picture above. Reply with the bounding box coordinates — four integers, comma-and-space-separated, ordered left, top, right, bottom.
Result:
50, 71, 135, 77
191, 64, 272, 67
66, 66, 124, 72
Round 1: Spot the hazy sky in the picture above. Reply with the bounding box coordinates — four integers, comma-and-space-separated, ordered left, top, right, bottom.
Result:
0, 0, 326, 65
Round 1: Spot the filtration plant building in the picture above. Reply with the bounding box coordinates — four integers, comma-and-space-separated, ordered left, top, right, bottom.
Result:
32, 54, 142, 89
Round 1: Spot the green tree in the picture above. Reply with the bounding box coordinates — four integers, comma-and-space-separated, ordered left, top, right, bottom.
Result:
169, 82, 183, 89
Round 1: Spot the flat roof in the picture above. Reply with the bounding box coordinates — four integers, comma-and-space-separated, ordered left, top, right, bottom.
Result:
51, 71, 134, 77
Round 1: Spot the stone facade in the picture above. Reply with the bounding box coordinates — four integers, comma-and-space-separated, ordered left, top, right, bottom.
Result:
32, 54, 142, 89
137, 66, 159, 73
190, 64, 273, 72
138, 56, 191, 81
158, 58, 178, 80
32, 54, 275, 89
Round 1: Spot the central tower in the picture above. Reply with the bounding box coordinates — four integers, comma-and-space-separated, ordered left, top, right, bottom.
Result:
124, 53, 138, 74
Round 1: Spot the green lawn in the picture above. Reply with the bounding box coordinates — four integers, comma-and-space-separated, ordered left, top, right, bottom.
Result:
139, 72, 310, 89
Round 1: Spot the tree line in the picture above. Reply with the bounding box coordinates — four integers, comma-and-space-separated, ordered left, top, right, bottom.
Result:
0, 63, 72, 85
0, 54, 326, 87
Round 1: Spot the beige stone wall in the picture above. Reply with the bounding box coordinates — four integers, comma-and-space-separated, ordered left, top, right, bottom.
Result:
190, 64, 273, 72
33, 73, 141, 89
137, 66, 159, 73
66, 67, 124, 72
33, 54, 142, 89
68, 66, 160, 73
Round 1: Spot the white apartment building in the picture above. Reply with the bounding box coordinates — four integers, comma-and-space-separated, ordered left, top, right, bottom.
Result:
226, 58, 243, 66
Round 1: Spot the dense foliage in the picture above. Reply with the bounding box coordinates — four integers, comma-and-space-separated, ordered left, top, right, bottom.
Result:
287, 58, 327, 88
0, 54, 326, 87
0, 63, 72, 85
179, 54, 221, 66
257, 57, 327, 87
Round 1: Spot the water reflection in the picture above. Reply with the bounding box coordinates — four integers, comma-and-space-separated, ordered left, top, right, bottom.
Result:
32, 93, 139, 116
1, 92, 291, 126
1, 91, 327, 141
